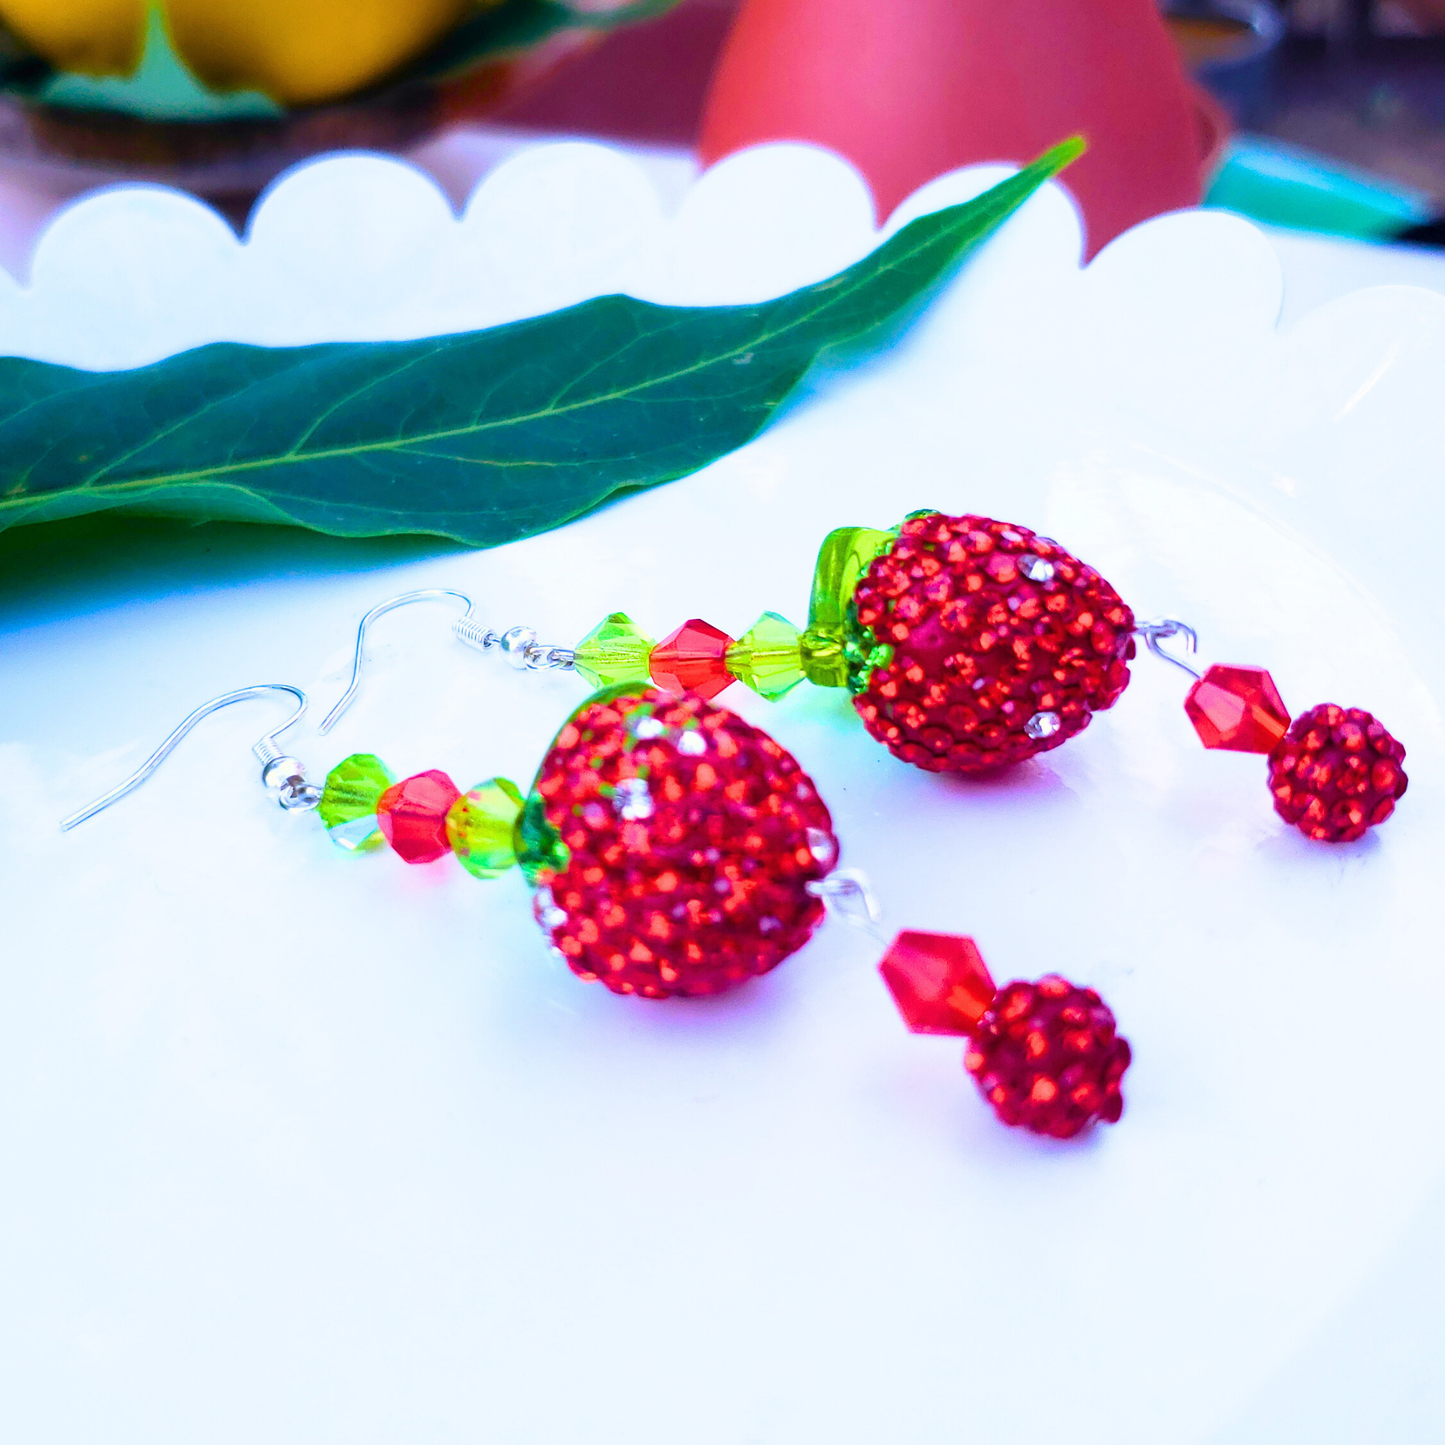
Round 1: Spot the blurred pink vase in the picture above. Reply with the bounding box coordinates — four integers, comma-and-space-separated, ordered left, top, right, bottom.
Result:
700, 0, 1215, 257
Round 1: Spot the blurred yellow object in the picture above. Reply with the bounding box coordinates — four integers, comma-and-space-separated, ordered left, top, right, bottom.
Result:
0, 1, 146, 77
169, 1, 479, 105
0, 0, 488, 106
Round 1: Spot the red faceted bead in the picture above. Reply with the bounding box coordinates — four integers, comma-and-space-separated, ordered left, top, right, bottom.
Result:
848, 514, 1136, 773
1184, 664, 1290, 753
1267, 703, 1408, 843
377, 769, 461, 863
530, 689, 837, 998
650, 619, 736, 701
879, 931, 997, 1035
965, 975, 1131, 1139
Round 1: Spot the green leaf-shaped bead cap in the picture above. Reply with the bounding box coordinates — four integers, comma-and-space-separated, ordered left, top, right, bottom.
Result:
803, 526, 900, 687
515, 790, 571, 886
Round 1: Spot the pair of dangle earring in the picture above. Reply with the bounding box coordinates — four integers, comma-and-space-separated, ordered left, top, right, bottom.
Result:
62, 588, 1133, 1143
61, 499, 1410, 1138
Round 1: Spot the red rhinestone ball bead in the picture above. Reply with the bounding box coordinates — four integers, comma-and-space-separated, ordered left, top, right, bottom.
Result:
965, 976, 1131, 1138
849, 514, 1136, 772
533, 689, 839, 998
1267, 703, 1408, 843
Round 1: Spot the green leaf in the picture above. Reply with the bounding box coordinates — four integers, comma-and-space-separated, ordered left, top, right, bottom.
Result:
0, 140, 1082, 547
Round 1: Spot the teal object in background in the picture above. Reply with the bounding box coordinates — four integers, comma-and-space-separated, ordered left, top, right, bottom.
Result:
1206, 135, 1434, 241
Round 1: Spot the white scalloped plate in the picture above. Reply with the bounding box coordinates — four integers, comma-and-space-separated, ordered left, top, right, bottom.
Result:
1, 144, 1443, 1445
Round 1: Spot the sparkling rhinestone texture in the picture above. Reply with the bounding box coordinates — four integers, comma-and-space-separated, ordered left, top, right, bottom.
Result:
1267, 704, 1408, 842
527, 688, 837, 998
1184, 664, 1290, 753
847, 514, 1136, 772
377, 770, 462, 864
965, 976, 1131, 1138
879, 931, 997, 1035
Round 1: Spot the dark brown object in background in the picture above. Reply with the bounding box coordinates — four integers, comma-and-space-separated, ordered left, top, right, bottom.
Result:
1395, 0, 1445, 28
1166, 0, 1286, 124
495, 0, 736, 144
0, 15, 646, 209
1266, 0, 1445, 207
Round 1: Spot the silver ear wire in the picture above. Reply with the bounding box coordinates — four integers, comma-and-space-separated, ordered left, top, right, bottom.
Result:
807, 868, 887, 943
1135, 618, 1202, 681
319, 588, 576, 735
320, 589, 476, 735
60, 684, 316, 831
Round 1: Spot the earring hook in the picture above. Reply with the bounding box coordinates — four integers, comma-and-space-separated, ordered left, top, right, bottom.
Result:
807, 868, 887, 944
60, 684, 312, 832
319, 588, 577, 735
319, 589, 479, 735
1135, 618, 1202, 681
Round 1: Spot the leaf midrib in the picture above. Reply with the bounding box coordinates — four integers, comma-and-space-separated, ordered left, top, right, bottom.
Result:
0, 141, 1073, 529
0, 193, 994, 512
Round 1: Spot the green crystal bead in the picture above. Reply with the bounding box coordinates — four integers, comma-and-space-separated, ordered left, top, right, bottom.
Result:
807, 525, 898, 640
318, 753, 395, 853
799, 629, 848, 688
726, 612, 804, 699
446, 777, 524, 880
515, 790, 572, 885
573, 612, 656, 690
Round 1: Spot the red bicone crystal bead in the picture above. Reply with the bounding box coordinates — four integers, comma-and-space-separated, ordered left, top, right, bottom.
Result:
650, 619, 736, 701
377, 769, 461, 863
879, 930, 997, 1035
1184, 664, 1291, 753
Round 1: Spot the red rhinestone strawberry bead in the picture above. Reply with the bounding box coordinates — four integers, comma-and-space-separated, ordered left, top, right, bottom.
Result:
523, 688, 839, 998
848, 513, 1136, 772
965, 976, 1131, 1138
1267, 703, 1408, 843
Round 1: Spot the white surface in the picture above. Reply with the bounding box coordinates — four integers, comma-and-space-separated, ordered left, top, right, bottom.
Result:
0, 139, 882, 367
1266, 222, 1445, 327
2, 123, 1444, 328
2, 143, 1444, 1445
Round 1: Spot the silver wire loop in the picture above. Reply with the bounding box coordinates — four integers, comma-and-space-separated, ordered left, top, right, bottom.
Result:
1135, 618, 1202, 681
320, 588, 576, 734
280, 781, 324, 811
60, 684, 312, 831
320, 589, 477, 734
462, 621, 575, 671
807, 868, 887, 943
526, 645, 577, 670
